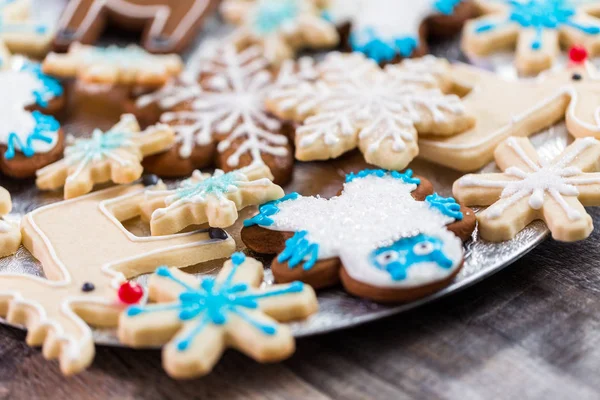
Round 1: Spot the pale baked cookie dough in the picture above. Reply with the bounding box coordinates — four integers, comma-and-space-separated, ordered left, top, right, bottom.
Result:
0, 0, 53, 57
453, 136, 600, 242
0, 186, 21, 258
118, 252, 318, 379
36, 114, 175, 199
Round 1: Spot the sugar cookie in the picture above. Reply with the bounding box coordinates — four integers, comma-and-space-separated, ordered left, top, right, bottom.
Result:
242, 169, 476, 303
0, 0, 52, 57
0, 186, 20, 258
118, 252, 318, 379
36, 114, 175, 199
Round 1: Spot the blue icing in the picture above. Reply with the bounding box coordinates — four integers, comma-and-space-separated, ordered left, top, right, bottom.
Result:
434, 0, 462, 15
126, 253, 305, 351
369, 234, 453, 281
4, 111, 59, 159
243, 192, 299, 227
345, 169, 421, 185
475, 0, 600, 50
277, 231, 319, 271
252, 0, 300, 35
426, 193, 463, 220
18, 61, 63, 107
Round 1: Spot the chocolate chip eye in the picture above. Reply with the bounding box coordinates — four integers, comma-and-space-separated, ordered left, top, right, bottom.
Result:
141, 174, 159, 187
413, 242, 434, 256
572, 73, 582, 81
375, 251, 398, 266
208, 227, 228, 240
81, 282, 95, 292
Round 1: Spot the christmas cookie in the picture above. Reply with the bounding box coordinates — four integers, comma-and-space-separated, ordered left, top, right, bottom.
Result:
0, 57, 65, 179
134, 46, 307, 185
0, 0, 52, 57
266, 52, 474, 171
242, 169, 476, 303
36, 114, 175, 199
418, 49, 600, 171
53, 0, 216, 54
118, 252, 318, 379
453, 136, 600, 242
220, 0, 338, 64
42, 43, 183, 87
0, 183, 235, 375
462, 0, 600, 75
141, 165, 284, 236
0, 186, 20, 258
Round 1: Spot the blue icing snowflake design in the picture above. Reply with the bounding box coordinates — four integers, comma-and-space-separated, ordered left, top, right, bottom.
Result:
277, 231, 319, 271
345, 169, 421, 185
18, 62, 63, 107
252, 0, 300, 34
426, 193, 463, 220
434, 0, 463, 15
475, 0, 600, 50
4, 111, 59, 159
125, 252, 305, 351
369, 234, 454, 281
243, 192, 299, 227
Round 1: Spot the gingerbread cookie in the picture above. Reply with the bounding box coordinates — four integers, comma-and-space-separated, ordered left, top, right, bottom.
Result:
0, 183, 235, 375
42, 43, 183, 87
119, 252, 317, 379
54, 0, 216, 54
0, 0, 52, 57
221, 0, 338, 64
0, 186, 20, 258
141, 165, 284, 236
36, 114, 175, 199
134, 45, 310, 185
242, 169, 476, 303
266, 52, 474, 172
453, 136, 600, 242
462, 0, 600, 75
0, 57, 65, 178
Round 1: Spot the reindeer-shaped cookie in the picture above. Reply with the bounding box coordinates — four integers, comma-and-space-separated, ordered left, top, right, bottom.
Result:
53, 0, 216, 53
418, 49, 600, 171
242, 169, 476, 303
0, 183, 235, 375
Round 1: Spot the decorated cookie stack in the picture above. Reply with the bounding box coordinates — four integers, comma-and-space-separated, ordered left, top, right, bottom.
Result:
1, 0, 600, 381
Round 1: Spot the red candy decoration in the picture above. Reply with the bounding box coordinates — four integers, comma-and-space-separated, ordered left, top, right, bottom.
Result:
118, 281, 144, 304
569, 46, 588, 64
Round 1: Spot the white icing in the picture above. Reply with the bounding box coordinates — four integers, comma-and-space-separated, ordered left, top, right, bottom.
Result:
0, 219, 10, 233
458, 137, 600, 220
266, 175, 463, 288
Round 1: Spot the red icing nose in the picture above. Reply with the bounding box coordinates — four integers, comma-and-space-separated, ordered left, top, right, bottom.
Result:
118, 281, 144, 304
569, 46, 588, 64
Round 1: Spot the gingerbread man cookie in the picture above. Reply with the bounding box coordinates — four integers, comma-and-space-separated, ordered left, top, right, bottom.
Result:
42, 43, 183, 87
119, 252, 318, 379
36, 114, 175, 199
0, 56, 65, 179
0, 0, 52, 57
0, 183, 235, 375
462, 0, 600, 75
454, 136, 600, 242
141, 165, 284, 236
54, 0, 216, 54
266, 52, 474, 172
134, 45, 311, 185
0, 186, 20, 258
221, 0, 338, 64
242, 169, 476, 303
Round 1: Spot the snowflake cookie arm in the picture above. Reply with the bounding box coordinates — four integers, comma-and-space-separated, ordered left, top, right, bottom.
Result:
0, 186, 20, 258
140, 165, 285, 235
118, 254, 317, 379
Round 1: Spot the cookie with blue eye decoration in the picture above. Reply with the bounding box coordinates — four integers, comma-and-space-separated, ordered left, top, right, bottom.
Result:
242, 169, 476, 303
0, 56, 65, 179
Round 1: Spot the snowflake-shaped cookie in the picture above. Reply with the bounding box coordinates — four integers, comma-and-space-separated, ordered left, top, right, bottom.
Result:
453, 136, 600, 242
0, 0, 52, 57
267, 52, 474, 171
462, 0, 600, 74
243, 169, 476, 302
135, 45, 312, 184
36, 114, 176, 199
0, 186, 20, 258
42, 43, 183, 86
141, 164, 284, 235
325, 0, 463, 63
221, 0, 338, 64
118, 252, 318, 379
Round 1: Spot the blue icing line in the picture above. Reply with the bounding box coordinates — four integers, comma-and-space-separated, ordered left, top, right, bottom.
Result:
434, 0, 462, 15
475, 0, 600, 51
243, 192, 299, 227
277, 231, 319, 271
4, 111, 60, 160
18, 61, 63, 107
426, 193, 463, 221
369, 234, 454, 281
252, 0, 300, 35
345, 169, 421, 185
125, 254, 305, 351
